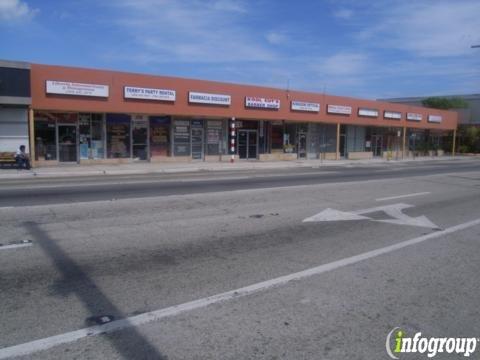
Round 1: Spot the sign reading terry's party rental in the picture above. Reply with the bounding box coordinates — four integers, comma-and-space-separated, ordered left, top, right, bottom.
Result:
327, 104, 352, 115
189, 92, 231, 106
291, 101, 320, 112
245, 97, 280, 109
46, 80, 109, 97
125, 86, 176, 101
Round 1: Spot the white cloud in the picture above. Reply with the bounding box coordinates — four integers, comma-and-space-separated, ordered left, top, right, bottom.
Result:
354, 1, 480, 57
320, 52, 368, 76
0, 0, 37, 21
107, 0, 275, 64
265, 31, 288, 45
333, 8, 353, 19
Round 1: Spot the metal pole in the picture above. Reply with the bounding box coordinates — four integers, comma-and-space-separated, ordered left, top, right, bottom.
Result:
336, 123, 340, 160
28, 107, 35, 168
452, 128, 457, 157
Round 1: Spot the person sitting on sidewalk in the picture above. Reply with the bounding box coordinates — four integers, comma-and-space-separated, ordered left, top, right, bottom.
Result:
15, 145, 31, 170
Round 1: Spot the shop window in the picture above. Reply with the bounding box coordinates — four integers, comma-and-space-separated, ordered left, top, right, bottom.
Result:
106, 114, 130, 158
284, 123, 297, 153
79, 113, 105, 160
206, 120, 223, 155
271, 122, 283, 151
173, 119, 191, 156
346, 126, 366, 153
150, 116, 170, 157
34, 118, 57, 161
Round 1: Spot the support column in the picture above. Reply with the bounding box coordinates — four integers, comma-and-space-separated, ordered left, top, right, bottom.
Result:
28, 107, 35, 168
336, 123, 340, 160
452, 128, 457, 157
402, 126, 407, 160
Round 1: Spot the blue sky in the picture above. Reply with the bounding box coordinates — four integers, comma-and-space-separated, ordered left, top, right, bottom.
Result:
1, 0, 479, 99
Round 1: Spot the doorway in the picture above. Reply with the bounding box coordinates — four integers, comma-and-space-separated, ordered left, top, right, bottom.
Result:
372, 134, 383, 157
297, 132, 307, 159
131, 117, 149, 161
191, 120, 204, 160
238, 130, 257, 159
58, 124, 78, 162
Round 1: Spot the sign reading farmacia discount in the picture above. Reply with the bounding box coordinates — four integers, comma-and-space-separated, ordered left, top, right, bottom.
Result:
291, 101, 320, 112
189, 92, 231, 106
327, 104, 352, 115
125, 86, 176, 101
245, 97, 280, 109
46, 80, 109, 97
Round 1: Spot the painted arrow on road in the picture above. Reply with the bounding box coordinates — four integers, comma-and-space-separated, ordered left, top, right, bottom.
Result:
303, 203, 440, 229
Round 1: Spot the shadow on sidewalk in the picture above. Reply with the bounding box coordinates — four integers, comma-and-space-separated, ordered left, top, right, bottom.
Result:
24, 221, 168, 360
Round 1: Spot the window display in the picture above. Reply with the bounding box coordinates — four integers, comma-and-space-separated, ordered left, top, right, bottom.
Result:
107, 114, 130, 158
150, 116, 170, 157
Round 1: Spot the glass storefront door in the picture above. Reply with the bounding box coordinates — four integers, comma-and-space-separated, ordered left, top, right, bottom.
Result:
191, 120, 204, 160
372, 134, 383, 157
58, 124, 78, 162
238, 130, 257, 159
297, 132, 307, 158
131, 116, 149, 161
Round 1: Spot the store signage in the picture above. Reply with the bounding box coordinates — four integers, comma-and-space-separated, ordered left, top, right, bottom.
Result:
46, 80, 109, 97
124, 86, 175, 101
327, 104, 352, 115
358, 108, 379, 117
291, 101, 320, 112
384, 111, 402, 120
245, 97, 280, 109
407, 113, 422, 121
189, 92, 231, 106
428, 115, 443, 123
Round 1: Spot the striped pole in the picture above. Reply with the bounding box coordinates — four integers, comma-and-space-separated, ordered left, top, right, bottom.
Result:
230, 117, 236, 163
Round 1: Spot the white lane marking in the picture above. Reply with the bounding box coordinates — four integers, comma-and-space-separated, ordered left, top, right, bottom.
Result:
303, 203, 440, 229
1, 218, 480, 359
0, 243, 32, 251
376, 192, 430, 201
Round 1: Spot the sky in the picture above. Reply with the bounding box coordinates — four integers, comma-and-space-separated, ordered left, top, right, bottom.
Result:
0, 0, 479, 99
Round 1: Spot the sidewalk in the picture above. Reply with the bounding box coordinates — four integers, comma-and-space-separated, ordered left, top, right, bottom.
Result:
0, 156, 476, 179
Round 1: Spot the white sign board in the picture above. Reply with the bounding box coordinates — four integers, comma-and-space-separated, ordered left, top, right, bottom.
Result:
407, 113, 422, 121
428, 115, 443, 123
124, 86, 175, 101
46, 80, 109, 97
291, 101, 320, 112
327, 104, 352, 115
189, 92, 231, 106
245, 97, 280, 109
384, 111, 402, 120
358, 108, 379, 117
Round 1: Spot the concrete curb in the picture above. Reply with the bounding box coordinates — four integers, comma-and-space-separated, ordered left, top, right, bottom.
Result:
0, 156, 475, 180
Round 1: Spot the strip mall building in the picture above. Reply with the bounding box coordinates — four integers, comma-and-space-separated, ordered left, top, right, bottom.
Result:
1, 61, 459, 166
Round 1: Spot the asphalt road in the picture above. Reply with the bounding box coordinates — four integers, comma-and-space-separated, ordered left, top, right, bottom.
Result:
1, 159, 480, 359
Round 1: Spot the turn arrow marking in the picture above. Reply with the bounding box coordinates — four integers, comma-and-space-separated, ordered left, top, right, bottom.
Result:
303, 203, 440, 230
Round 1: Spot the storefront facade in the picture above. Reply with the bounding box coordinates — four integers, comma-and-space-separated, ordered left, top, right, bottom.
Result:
0, 60, 31, 154
28, 63, 458, 166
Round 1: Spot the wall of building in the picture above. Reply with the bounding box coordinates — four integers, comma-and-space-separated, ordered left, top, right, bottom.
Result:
31, 63, 458, 131
0, 60, 31, 153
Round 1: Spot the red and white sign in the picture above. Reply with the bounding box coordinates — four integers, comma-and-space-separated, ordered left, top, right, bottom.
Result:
407, 113, 422, 121
327, 104, 352, 115
245, 97, 280, 109
46, 80, 109, 97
